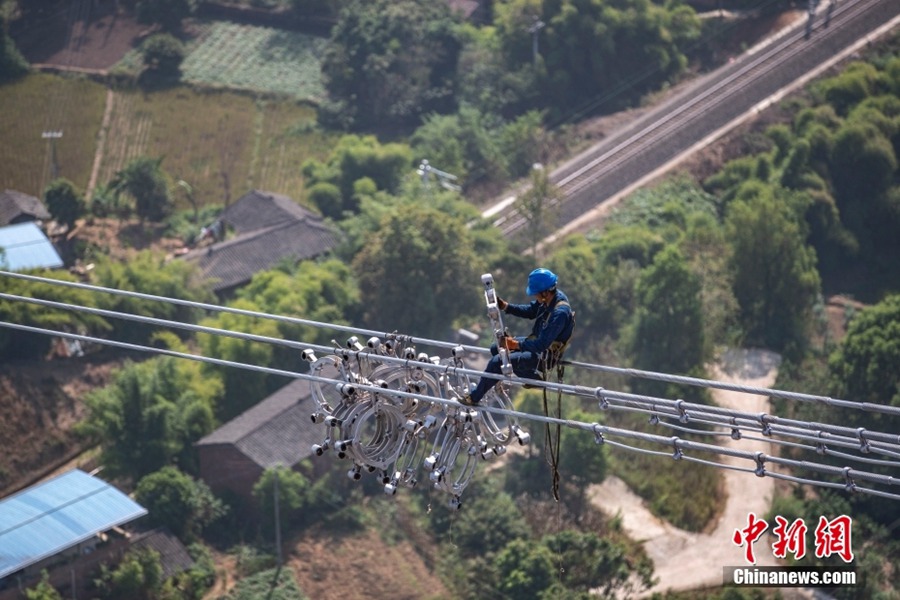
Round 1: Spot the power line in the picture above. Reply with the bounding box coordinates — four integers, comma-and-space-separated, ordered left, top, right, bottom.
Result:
1, 270, 899, 505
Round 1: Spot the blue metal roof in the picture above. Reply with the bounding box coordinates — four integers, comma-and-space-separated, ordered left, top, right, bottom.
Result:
0, 222, 63, 272
0, 469, 147, 579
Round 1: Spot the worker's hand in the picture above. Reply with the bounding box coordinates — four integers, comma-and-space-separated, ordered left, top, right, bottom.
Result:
498, 297, 508, 311
500, 336, 519, 352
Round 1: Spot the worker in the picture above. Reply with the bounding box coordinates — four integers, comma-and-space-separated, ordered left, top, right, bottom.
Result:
460, 268, 574, 406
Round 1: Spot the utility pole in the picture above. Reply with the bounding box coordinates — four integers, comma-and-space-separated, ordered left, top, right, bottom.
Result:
528, 18, 545, 67
273, 468, 282, 568
417, 159, 461, 192
805, 0, 820, 39
42, 130, 63, 181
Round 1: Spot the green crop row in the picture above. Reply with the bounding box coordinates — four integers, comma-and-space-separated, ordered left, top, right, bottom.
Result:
180, 22, 327, 100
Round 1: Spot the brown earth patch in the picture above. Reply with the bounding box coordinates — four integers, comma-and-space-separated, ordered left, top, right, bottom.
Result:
0, 351, 125, 496
11, 1, 149, 72
288, 521, 449, 600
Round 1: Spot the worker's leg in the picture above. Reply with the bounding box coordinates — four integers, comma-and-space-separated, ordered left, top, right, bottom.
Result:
468, 350, 540, 404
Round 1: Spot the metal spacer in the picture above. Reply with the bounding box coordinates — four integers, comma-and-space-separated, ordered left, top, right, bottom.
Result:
842, 466, 857, 492
592, 423, 605, 445
815, 442, 827, 455
671, 437, 683, 460
731, 428, 742, 440
856, 427, 871, 454
753, 451, 766, 477
595, 387, 609, 410
757, 413, 772, 436
675, 399, 689, 424
648, 413, 660, 425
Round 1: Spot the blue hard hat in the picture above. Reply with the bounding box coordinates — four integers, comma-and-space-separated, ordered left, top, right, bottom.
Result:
526, 268, 558, 295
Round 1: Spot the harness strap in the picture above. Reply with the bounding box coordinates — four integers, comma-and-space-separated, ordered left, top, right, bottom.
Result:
543, 384, 562, 502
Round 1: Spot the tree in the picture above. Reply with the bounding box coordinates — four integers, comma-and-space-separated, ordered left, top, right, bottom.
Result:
494, 0, 700, 118
79, 357, 218, 481
303, 135, 413, 217
814, 61, 880, 116
253, 465, 312, 532
306, 181, 343, 220
134, 466, 225, 540
0, 270, 110, 361
411, 106, 508, 188
455, 24, 540, 119
725, 185, 821, 355
91, 251, 211, 345
24, 571, 62, 600
627, 246, 707, 386
678, 213, 739, 348
352, 206, 483, 339
320, 0, 462, 129
234, 260, 360, 372
95, 549, 165, 600
515, 163, 562, 256
825, 295, 900, 527
542, 530, 654, 597
198, 301, 279, 421
111, 157, 173, 223
558, 409, 608, 494
451, 487, 530, 557
494, 538, 556, 599
135, 0, 197, 32
0, 12, 29, 82
43, 178, 86, 229
829, 295, 900, 424
829, 122, 898, 253
140, 33, 185, 82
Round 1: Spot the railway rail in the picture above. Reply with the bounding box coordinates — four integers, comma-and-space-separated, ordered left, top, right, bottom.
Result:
494, 0, 900, 238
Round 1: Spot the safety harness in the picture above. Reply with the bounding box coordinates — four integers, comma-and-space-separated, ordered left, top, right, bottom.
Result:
536, 299, 575, 502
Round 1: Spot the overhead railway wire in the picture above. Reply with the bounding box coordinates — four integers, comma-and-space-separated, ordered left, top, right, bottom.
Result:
2, 270, 900, 502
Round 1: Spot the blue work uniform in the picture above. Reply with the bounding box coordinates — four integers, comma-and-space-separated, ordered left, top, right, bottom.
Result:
470, 289, 575, 403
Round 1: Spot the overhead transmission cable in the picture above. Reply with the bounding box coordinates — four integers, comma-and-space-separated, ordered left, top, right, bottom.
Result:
2, 269, 899, 503
4, 316, 897, 502
7, 287, 899, 468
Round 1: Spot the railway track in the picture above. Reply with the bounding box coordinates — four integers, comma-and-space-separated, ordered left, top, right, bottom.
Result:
493, 0, 900, 239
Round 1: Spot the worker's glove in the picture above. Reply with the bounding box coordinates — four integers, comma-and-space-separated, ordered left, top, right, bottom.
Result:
500, 336, 519, 352
498, 297, 508, 311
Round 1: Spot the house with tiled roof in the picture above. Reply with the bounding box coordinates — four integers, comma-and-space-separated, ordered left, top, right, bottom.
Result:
446, 0, 484, 21
0, 190, 51, 227
195, 378, 326, 507
129, 528, 195, 581
183, 190, 339, 295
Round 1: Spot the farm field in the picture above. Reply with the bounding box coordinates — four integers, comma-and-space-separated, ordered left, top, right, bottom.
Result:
112, 21, 327, 101
180, 21, 327, 100
0, 74, 107, 197
0, 75, 340, 208
3, 9, 336, 205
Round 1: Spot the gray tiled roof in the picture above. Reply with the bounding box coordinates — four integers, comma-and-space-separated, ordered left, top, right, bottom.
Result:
184, 215, 339, 293
0, 190, 50, 227
196, 379, 321, 469
220, 190, 316, 234
183, 191, 339, 292
130, 528, 194, 580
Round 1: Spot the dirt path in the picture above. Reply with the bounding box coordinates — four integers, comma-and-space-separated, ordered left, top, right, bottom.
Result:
588, 348, 787, 596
